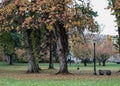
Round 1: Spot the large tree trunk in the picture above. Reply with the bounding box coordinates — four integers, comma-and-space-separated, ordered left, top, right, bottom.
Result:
55, 22, 69, 74
48, 31, 54, 69
25, 29, 40, 73
57, 37, 68, 74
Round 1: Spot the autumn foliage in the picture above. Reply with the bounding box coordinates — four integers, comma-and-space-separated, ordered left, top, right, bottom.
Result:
0, 0, 99, 73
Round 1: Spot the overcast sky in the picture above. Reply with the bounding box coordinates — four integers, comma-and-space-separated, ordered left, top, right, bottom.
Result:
91, 0, 118, 35
0, 0, 118, 35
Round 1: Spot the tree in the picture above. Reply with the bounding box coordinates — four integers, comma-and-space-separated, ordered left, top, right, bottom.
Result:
0, 31, 14, 65
72, 41, 92, 66
96, 36, 114, 66
66, 0, 99, 67
0, 0, 42, 73
55, 22, 69, 74
71, 31, 95, 66
0, 29, 21, 65
107, 0, 120, 58
0, 0, 70, 73
0, 0, 99, 74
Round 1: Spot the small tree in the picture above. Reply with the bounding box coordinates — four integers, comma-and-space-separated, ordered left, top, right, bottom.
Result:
96, 36, 114, 66
0, 29, 21, 65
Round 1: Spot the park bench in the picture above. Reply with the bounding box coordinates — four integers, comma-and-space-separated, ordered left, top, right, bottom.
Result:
116, 62, 120, 64
99, 70, 111, 75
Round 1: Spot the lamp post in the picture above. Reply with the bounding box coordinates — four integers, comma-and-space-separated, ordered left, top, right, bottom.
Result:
93, 40, 97, 75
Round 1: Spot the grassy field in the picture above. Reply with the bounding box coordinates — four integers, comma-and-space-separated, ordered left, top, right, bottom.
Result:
0, 62, 120, 86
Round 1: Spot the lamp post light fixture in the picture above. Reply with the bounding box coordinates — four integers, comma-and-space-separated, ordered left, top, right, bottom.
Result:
93, 39, 97, 75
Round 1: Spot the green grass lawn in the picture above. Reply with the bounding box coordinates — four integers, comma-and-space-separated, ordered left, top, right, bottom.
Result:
0, 62, 120, 86
0, 78, 120, 86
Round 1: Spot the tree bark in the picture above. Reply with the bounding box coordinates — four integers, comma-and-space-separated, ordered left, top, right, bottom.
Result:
48, 49, 54, 69
25, 29, 40, 73
35, 29, 41, 58
98, 59, 101, 66
9, 55, 13, 65
55, 22, 69, 74
5, 54, 13, 65
83, 59, 87, 66
48, 31, 54, 69
102, 60, 106, 66
57, 38, 68, 74
99, 61, 101, 66
118, 27, 120, 58
84, 62, 87, 66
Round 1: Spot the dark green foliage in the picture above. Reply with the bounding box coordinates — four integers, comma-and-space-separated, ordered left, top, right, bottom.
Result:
0, 29, 23, 64
0, 31, 14, 55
